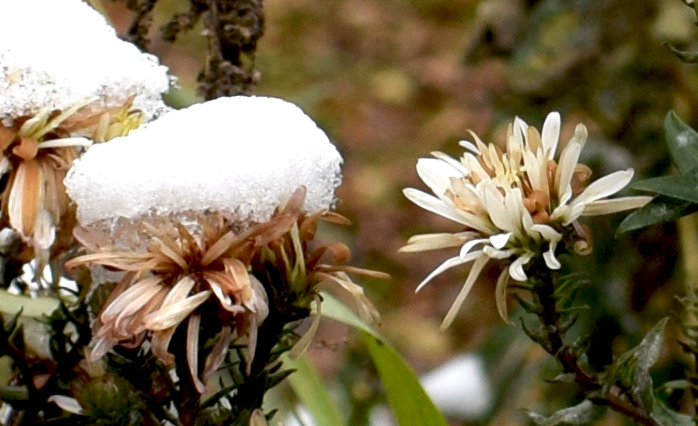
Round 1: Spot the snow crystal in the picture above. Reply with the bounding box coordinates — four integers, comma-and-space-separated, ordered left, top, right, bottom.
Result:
0, 0, 170, 120
66, 96, 343, 226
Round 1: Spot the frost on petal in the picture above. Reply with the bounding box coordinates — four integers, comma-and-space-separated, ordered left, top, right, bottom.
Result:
66, 97, 342, 227
0, 0, 170, 120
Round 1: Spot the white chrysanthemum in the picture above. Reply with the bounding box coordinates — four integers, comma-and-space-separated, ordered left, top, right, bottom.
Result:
402, 112, 651, 328
0, 0, 170, 120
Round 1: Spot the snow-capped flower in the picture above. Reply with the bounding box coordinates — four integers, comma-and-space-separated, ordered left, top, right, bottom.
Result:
64, 96, 383, 392
402, 112, 651, 328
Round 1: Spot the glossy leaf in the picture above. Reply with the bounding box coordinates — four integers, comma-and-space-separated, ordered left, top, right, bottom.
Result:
617, 196, 698, 233
320, 292, 449, 426
630, 173, 698, 204
664, 111, 698, 175
284, 355, 346, 426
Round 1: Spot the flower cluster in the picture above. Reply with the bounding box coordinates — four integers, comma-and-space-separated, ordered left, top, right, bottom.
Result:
402, 112, 651, 328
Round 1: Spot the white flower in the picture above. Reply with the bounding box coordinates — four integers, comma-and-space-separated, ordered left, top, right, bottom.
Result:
402, 112, 651, 328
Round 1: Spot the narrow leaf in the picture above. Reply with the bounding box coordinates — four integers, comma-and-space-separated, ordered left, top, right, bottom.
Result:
361, 331, 449, 426
320, 292, 448, 426
284, 355, 345, 426
665, 111, 698, 175
617, 196, 698, 233
630, 173, 698, 204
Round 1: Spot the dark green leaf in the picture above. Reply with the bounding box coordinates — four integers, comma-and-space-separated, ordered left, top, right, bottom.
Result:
630, 173, 698, 204
617, 196, 698, 233
522, 400, 598, 425
665, 43, 698, 63
664, 111, 698, 175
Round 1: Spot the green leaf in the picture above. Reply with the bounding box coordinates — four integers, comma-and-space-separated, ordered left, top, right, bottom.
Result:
0, 289, 59, 317
650, 400, 694, 426
607, 318, 668, 411
665, 43, 698, 63
617, 196, 698, 233
630, 173, 698, 204
361, 331, 449, 426
320, 292, 448, 426
284, 355, 346, 426
664, 111, 698, 175
522, 399, 599, 425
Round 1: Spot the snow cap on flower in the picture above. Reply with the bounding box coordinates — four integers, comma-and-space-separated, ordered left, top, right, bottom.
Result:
0, 0, 170, 120
66, 96, 343, 226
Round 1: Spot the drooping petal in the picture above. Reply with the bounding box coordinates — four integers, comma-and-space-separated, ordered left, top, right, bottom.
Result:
186, 314, 207, 393
415, 253, 477, 293
145, 290, 210, 331
8, 160, 42, 238
509, 253, 533, 281
440, 253, 489, 330
494, 269, 511, 323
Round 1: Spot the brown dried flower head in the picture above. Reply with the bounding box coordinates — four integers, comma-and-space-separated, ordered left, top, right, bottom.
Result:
66, 187, 384, 393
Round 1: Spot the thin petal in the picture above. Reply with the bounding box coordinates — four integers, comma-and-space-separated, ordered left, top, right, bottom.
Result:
399, 232, 475, 252
415, 253, 477, 293
9, 160, 42, 238
509, 253, 533, 281
417, 158, 458, 196
581, 195, 652, 216
186, 314, 206, 393
489, 232, 511, 249
145, 290, 210, 331
494, 269, 511, 324
440, 253, 489, 330
543, 241, 561, 270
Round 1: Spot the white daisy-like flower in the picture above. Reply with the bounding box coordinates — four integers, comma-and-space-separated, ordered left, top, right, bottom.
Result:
402, 112, 651, 329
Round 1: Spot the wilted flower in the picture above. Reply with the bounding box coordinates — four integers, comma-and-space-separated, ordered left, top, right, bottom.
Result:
0, 99, 144, 264
64, 96, 383, 393
402, 112, 651, 328
66, 187, 382, 393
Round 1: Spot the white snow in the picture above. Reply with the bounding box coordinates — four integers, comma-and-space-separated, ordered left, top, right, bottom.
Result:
66, 96, 343, 226
0, 0, 170, 120
421, 354, 492, 419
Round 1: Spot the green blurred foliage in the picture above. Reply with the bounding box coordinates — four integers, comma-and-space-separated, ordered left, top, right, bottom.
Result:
97, 0, 698, 423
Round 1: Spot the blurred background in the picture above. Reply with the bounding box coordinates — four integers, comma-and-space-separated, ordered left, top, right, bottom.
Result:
93, 0, 698, 423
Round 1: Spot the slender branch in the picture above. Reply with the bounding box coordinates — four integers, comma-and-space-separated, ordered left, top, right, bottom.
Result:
529, 267, 659, 426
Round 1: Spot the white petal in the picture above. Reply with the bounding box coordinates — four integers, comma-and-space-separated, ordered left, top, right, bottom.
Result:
555, 137, 583, 206
404, 187, 496, 234
489, 232, 511, 249
543, 241, 561, 270
48, 395, 84, 415
440, 253, 489, 330
494, 269, 511, 323
509, 253, 533, 281
400, 232, 475, 252
564, 169, 634, 224
581, 195, 652, 216
415, 252, 479, 293
416, 158, 458, 197
541, 112, 561, 159
460, 237, 489, 258
430, 151, 470, 175
482, 246, 516, 259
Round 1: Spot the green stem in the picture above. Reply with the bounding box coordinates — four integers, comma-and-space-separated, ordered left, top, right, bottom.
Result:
528, 264, 659, 426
